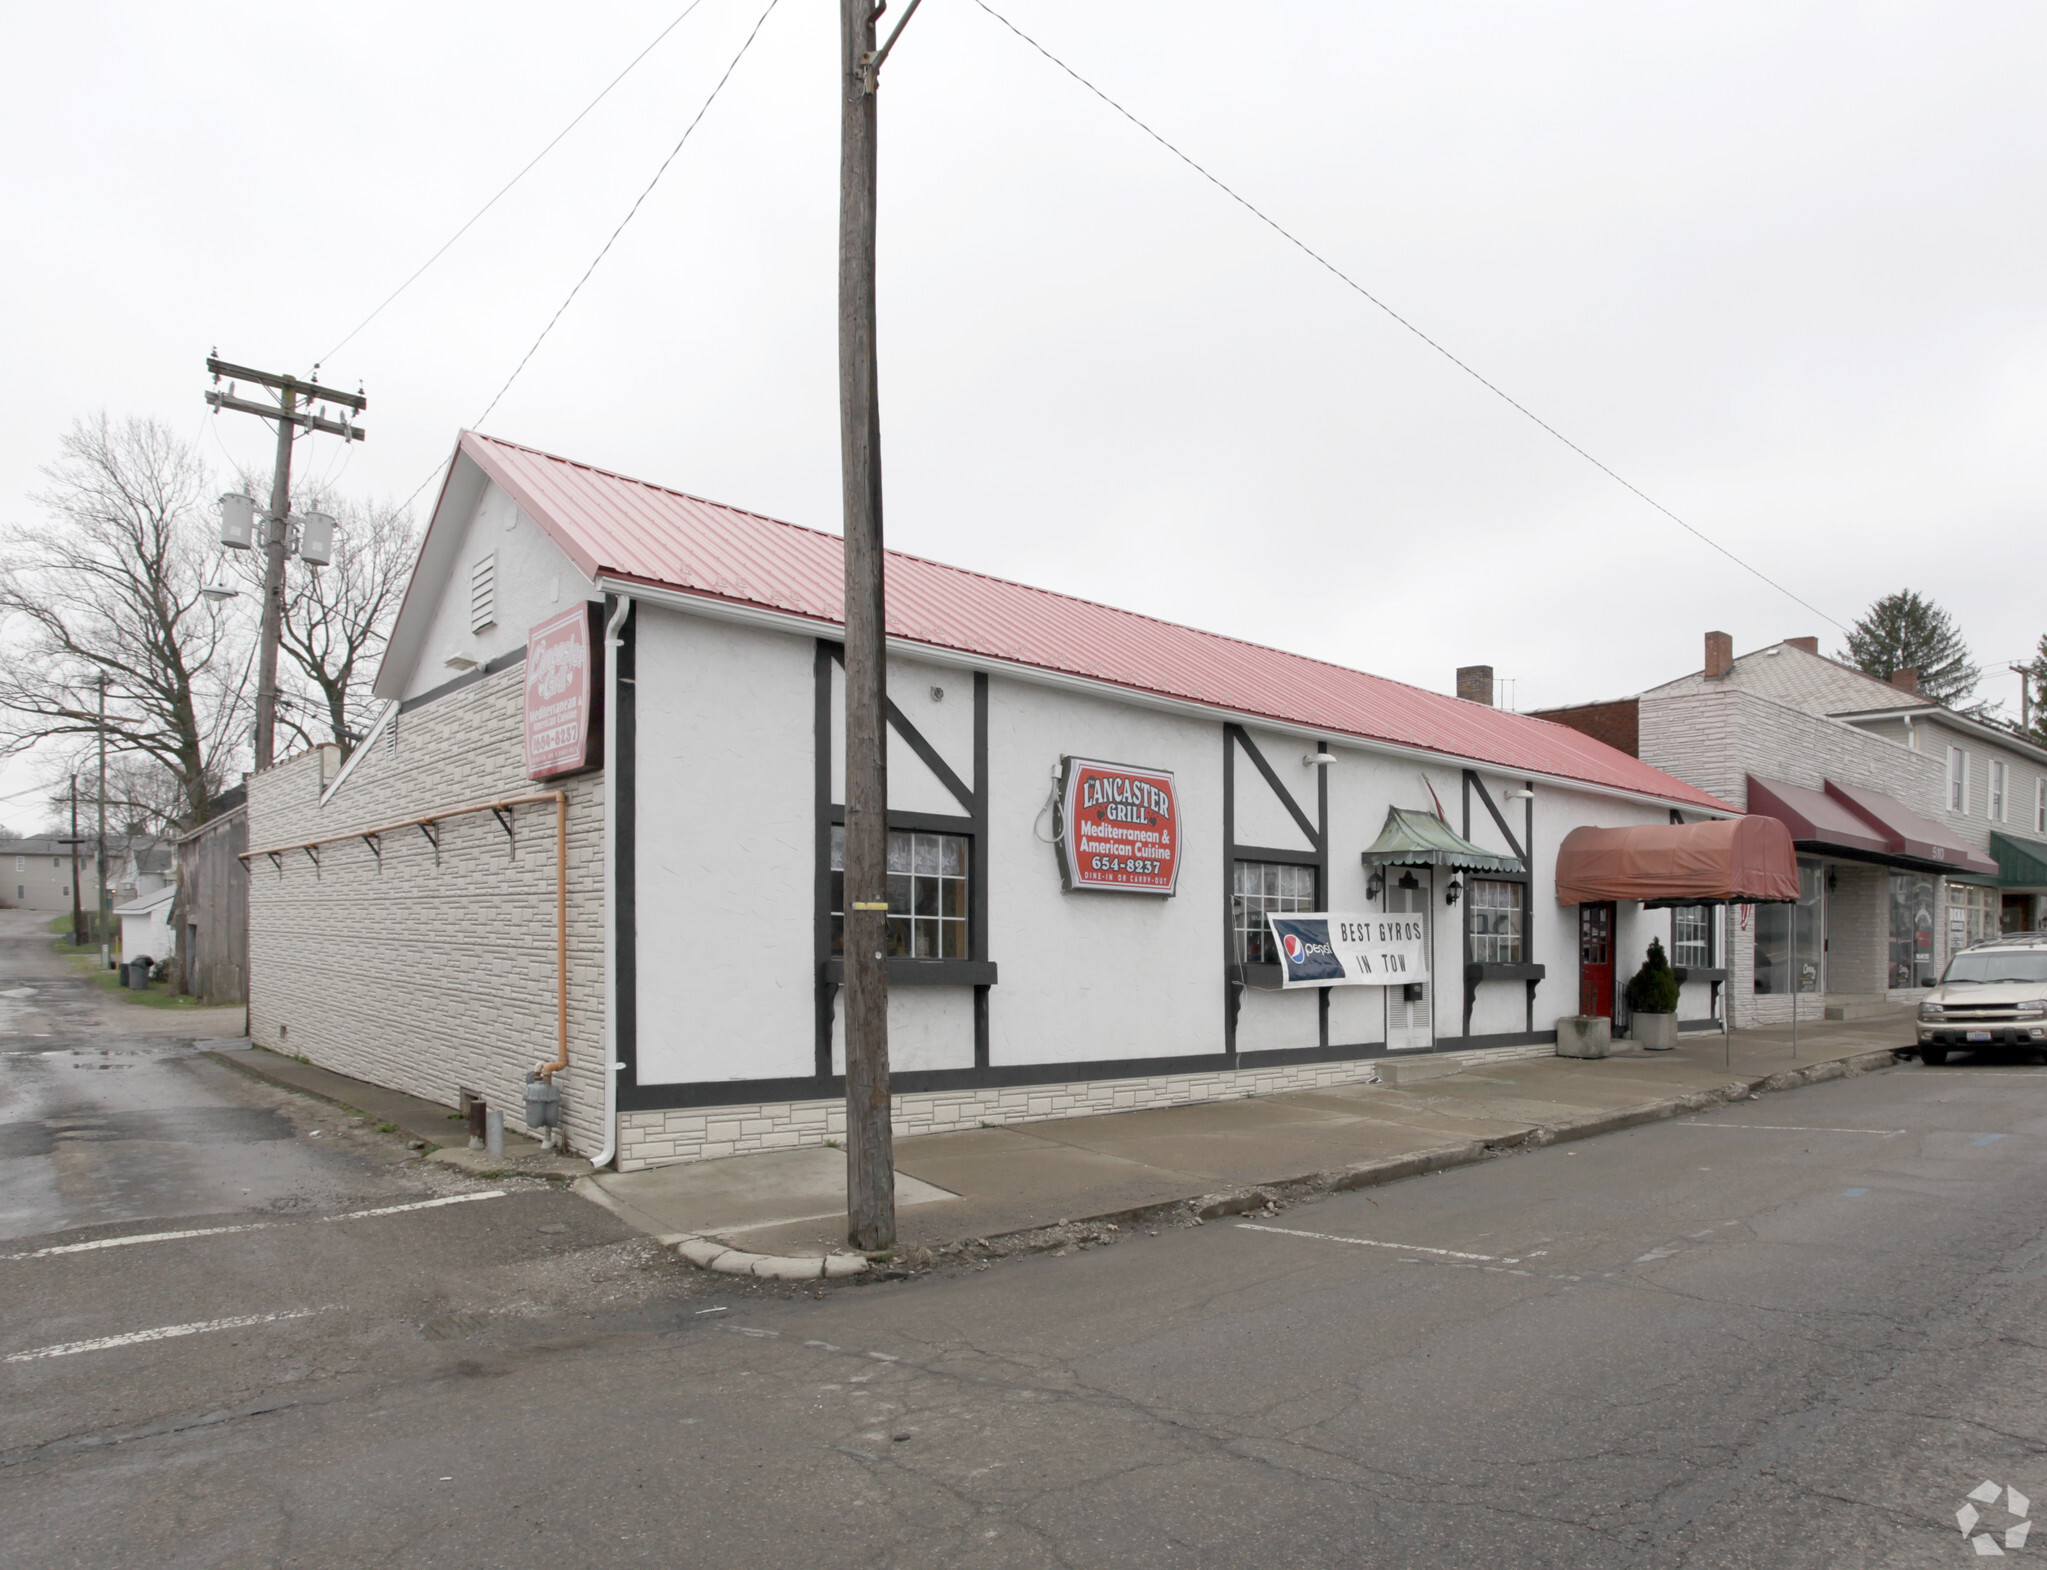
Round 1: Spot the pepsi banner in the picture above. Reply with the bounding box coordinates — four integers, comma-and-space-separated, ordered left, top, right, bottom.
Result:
1268, 912, 1430, 989
1057, 756, 1181, 895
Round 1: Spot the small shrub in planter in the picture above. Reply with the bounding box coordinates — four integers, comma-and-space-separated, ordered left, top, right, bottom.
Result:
1625, 938, 1682, 1048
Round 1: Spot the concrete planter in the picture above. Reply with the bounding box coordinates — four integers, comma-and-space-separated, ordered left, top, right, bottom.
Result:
1556, 1016, 1612, 1059
1633, 1012, 1679, 1052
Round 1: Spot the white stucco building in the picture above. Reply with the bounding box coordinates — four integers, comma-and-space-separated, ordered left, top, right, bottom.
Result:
246, 433, 1750, 1169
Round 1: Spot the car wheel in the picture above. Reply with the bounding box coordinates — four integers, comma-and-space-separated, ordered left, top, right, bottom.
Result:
1920, 1048, 1948, 1066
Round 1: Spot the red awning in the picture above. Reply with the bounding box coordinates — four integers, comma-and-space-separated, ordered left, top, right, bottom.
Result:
1746, 775, 2001, 877
1555, 817, 1800, 906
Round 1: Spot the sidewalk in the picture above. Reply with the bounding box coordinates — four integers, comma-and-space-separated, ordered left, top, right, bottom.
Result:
584, 1009, 1917, 1267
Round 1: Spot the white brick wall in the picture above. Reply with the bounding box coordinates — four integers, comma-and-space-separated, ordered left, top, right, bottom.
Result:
246, 664, 608, 1156
617, 1042, 1560, 1169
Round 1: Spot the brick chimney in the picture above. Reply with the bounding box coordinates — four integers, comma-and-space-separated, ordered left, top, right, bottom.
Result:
1785, 636, 1819, 655
1456, 665, 1495, 706
1704, 631, 1734, 680
1890, 668, 1920, 696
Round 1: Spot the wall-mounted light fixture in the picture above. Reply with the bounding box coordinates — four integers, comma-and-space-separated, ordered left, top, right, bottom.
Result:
1505, 788, 1535, 801
1445, 875, 1464, 906
1303, 751, 1337, 767
443, 656, 479, 672
1366, 871, 1385, 901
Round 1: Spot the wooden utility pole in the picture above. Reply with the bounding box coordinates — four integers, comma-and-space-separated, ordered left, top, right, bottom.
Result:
68, 776, 83, 948
204, 355, 366, 770
96, 677, 109, 966
839, 0, 894, 1253
839, 0, 924, 1252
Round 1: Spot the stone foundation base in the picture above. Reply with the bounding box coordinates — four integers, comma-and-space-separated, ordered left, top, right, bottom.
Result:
617, 1042, 1559, 1170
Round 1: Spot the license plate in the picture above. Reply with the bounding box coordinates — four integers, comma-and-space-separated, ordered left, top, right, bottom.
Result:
1967, 1030, 1994, 1042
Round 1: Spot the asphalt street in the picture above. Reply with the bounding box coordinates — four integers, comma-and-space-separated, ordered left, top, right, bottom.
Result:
4, 908, 2045, 1568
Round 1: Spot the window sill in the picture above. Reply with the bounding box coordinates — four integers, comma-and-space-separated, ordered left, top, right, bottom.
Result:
1675, 967, 1728, 984
1464, 962, 1546, 983
822, 958, 997, 987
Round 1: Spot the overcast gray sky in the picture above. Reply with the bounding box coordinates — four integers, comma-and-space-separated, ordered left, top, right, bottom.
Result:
3, 1, 2043, 827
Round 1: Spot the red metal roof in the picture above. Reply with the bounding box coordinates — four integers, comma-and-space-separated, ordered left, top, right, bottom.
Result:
458, 431, 1731, 811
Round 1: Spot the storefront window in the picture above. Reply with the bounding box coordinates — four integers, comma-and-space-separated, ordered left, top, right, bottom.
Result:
830, 826, 969, 959
1672, 906, 1712, 970
1233, 860, 1316, 964
1889, 872, 1937, 989
1467, 879, 1524, 964
1754, 860, 1822, 995
1947, 882, 1997, 957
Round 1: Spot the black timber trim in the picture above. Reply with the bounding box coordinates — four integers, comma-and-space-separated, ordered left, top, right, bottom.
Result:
814, 640, 837, 1078
1222, 726, 1239, 1055
824, 958, 998, 987
1317, 735, 1331, 1048
815, 644, 993, 1076
1230, 725, 1323, 852
619, 1032, 1567, 1110
826, 642, 975, 816
971, 671, 991, 1068
1466, 770, 1528, 863
614, 601, 639, 1094
1232, 843, 1322, 867
397, 643, 529, 714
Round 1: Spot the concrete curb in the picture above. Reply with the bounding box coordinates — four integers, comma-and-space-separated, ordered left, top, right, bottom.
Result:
672, 1236, 870, 1280
954, 1046, 1908, 1259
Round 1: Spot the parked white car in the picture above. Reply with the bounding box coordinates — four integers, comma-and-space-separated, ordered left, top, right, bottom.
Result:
1916, 932, 2047, 1064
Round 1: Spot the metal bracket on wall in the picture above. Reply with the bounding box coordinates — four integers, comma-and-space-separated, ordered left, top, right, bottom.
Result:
302, 844, 320, 878
360, 832, 382, 870
418, 820, 440, 866
265, 851, 283, 875
490, 805, 516, 857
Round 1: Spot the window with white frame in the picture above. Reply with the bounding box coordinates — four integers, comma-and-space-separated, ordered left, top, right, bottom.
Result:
1989, 759, 2008, 822
1948, 746, 1968, 813
1233, 860, 1317, 964
1467, 879, 1525, 964
469, 553, 497, 632
829, 825, 969, 959
2038, 777, 2046, 835
1672, 905, 1713, 969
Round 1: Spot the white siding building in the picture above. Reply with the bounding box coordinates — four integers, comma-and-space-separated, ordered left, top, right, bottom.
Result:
246, 434, 1746, 1170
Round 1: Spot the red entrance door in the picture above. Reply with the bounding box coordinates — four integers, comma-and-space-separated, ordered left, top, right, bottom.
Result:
1579, 901, 1616, 1018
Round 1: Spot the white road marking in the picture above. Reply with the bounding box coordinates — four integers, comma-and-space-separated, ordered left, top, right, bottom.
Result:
1237, 1223, 1497, 1261
317, 1192, 506, 1223
1676, 1121, 1906, 1135
5, 1309, 325, 1363
1, 1191, 507, 1261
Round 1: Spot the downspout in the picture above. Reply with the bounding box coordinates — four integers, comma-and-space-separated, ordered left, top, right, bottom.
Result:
592, 593, 633, 1168
532, 789, 569, 1082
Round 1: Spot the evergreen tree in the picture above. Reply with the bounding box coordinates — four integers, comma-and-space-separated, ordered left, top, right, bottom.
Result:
2023, 632, 2047, 747
1838, 590, 1979, 707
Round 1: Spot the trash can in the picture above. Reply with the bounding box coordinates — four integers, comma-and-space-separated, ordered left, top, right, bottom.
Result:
122, 957, 152, 990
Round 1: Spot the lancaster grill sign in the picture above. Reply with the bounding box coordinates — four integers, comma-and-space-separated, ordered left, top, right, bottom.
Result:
1058, 756, 1181, 895
524, 602, 605, 780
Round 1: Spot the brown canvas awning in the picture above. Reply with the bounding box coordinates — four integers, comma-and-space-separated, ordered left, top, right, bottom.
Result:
1555, 817, 1799, 906
1747, 774, 2000, 877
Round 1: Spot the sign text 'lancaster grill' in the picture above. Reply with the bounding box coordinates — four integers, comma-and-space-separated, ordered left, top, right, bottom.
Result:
524, 603, 605, 780
1058, 757, 1181, 895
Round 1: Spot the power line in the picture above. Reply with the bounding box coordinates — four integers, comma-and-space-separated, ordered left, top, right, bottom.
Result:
317, 0, 716, 368
969, 0, 1847, 634
389, 0, 785, 524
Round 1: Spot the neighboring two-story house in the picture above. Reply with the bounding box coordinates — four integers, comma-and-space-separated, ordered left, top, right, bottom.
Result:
1534, 633, 2045, 1027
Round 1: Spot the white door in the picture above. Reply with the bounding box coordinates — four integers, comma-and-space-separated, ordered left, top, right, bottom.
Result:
1385, 871, 1434, 1051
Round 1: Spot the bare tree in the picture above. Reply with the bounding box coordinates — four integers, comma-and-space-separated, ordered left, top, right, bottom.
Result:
0, 415, 250, 829
229, 476, 417, 755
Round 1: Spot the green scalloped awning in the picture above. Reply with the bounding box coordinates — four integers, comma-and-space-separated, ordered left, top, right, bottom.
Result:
1993, 831, 2047, 888
1360, 806, 1524, 874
